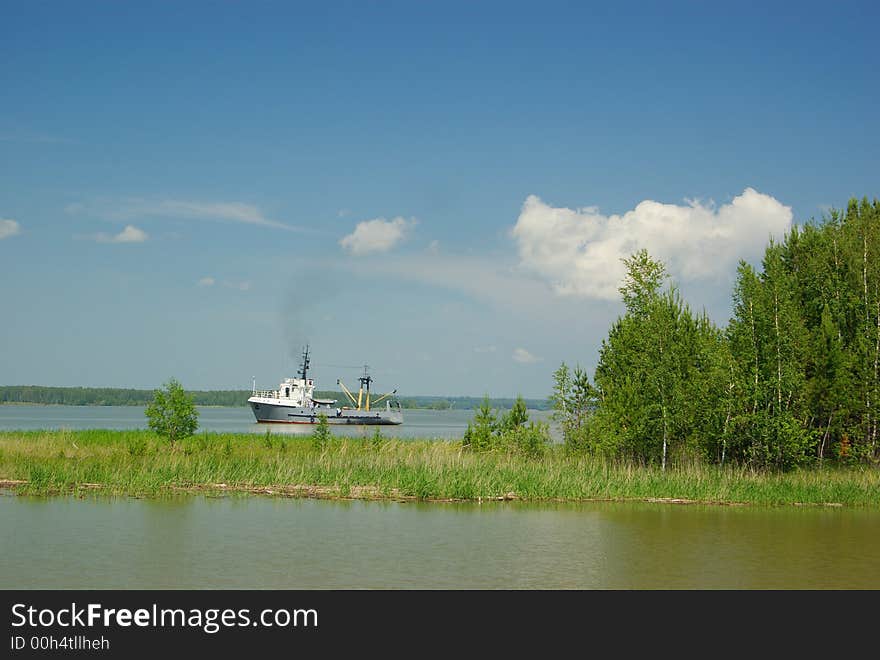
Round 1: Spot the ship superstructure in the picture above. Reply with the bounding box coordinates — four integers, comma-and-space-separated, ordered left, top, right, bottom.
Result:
248, 346, 403, 425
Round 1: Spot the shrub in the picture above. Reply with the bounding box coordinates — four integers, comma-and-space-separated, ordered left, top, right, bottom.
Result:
144, 378, 199, 445
506, 422, 551, 458
312, 413, 331, 451
463, 394, 548, 457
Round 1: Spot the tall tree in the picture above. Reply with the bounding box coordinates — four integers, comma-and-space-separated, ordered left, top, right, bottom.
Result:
586, 251, 727, 468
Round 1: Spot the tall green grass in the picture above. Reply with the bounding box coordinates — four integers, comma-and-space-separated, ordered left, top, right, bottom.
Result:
1, 429, 878, 506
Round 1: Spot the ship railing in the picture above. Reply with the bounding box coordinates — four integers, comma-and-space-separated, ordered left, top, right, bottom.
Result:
251, 389, 280, 399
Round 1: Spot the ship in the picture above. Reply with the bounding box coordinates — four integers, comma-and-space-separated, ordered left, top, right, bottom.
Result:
248, 345, 403, 425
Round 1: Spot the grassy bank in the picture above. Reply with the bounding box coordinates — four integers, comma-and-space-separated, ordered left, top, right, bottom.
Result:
1, 429, 879, 506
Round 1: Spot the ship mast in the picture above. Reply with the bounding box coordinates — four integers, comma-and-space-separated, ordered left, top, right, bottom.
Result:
298, 345, 310, 381
358, 365, 372, 411
337, 363, 395, 412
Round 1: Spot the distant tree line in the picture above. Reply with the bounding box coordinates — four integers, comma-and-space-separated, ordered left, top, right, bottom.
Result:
0, 385, 549, 411
553, 197, 880, 470
397, 396, 550, 411
0, 386, 254, 407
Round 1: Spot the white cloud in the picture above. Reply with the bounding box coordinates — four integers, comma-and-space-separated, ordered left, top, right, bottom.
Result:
0, 218, 21, 240
66, 198, 307, 232
511, 188, 792, 300
512, 347, 540, 363
94, 225, 148, 243
340, 216, 415, 255
197, 277, 215, 287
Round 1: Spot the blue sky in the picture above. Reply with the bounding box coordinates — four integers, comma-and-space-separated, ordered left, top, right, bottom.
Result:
2, 1, 878, 398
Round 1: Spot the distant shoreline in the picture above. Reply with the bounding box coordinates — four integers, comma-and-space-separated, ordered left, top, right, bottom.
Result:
0, 401, 239, 409
0, 386, 550, 411
0, 401, 539, 412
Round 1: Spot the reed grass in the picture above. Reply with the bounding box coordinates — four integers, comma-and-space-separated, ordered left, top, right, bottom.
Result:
1, 429, 878, 506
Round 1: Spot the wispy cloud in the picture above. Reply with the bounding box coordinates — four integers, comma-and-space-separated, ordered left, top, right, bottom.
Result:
342, 252, 555, 313
92, 225, 148, 244
152, 201, 293, 230
340, 216, 416, 255
66, 198, 309, 232
512, 347, 540, 364
511, 188, 792, 300
197, 277, 216, 287
0, 218, 21, 240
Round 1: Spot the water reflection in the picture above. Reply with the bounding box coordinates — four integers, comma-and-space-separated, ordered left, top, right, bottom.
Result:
3, 494, 878, 589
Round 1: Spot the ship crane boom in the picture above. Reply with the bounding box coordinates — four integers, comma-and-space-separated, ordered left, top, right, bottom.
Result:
336, 379, 359, 407
369, 389, 397, 407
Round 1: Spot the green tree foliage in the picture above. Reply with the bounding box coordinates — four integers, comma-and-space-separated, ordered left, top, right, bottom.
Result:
463, 394, 550, 457
549, 363, 571, 424
586, 254, 728, 469
619, 249, 668, 317
561, 196, 880, 471
724, 242, 814, 469
721, 200, 880, 467
504, 421, 552, 458
500, 395, 529, 432
550, 363, 595, 451
144, 378, 199, 445
464, 395, 497, 452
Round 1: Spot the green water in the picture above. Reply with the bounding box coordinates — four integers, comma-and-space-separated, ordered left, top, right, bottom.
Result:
2, 494, 878, 589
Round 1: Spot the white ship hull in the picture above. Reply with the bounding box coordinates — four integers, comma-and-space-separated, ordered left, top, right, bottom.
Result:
248, 398, 403, 425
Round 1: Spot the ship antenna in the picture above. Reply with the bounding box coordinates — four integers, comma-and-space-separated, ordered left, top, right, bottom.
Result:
299, 345, 310, 381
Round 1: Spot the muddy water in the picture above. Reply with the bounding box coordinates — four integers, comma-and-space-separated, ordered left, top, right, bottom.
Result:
3, 494, 878, 589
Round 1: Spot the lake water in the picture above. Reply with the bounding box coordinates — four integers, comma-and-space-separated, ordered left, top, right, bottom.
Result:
3, 405, 878, 590
0, 404, 556, 440
3, 494, 879, 589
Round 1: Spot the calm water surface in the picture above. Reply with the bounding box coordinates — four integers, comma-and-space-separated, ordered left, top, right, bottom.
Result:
3, 494, 878, 589
0, 404, 556, 440
2, 405, 876, 589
